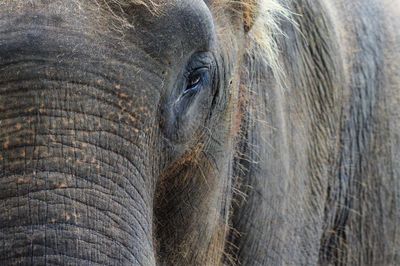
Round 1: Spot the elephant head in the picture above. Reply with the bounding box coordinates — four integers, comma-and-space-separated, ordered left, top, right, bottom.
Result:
2, 0, 399, 265
0, 0, 281, 264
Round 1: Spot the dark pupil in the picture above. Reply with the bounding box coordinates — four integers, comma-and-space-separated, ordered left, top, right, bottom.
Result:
187, 74, 201, 90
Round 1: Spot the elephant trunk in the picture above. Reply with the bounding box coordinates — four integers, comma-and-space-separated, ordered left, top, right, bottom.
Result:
0, 11, 163, 264
0, 72, 157, 265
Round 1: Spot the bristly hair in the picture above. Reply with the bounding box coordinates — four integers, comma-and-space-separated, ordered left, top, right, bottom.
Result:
102, 0, 161, 12
217, 1, 292, 265
94, 0, 164, 30
244, 0, 292, 83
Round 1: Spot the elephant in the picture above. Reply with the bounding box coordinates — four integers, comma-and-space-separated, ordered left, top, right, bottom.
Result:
0, 0, 399, 265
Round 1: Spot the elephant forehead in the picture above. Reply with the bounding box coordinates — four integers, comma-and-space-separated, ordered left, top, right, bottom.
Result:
125, 0, 216, 63
0, 0, 216, 64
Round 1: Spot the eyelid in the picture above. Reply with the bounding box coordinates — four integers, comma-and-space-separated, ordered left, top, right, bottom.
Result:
186, 52, 213, 70
186, 65, 211, 76
175, 52, 214, 102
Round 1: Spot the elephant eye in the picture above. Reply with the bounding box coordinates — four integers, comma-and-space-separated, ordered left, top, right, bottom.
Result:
186, 73, 202, 91
184, 68, 208, 94
162, 52, 218, 142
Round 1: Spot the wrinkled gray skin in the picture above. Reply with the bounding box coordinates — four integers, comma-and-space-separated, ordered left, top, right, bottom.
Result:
0, 0, 399, 265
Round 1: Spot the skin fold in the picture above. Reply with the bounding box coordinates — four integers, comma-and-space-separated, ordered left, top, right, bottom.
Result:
0, 0, 398, 265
